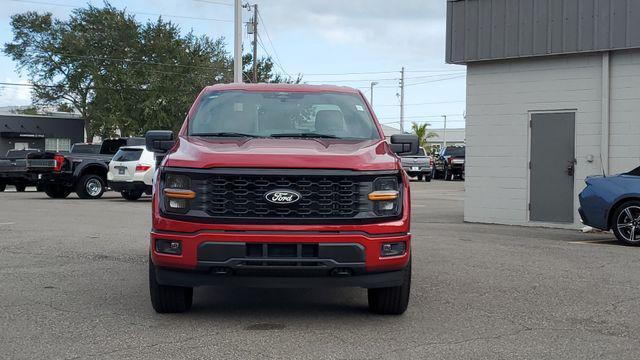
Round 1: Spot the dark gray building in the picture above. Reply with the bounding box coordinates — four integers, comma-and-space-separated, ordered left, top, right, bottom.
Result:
0, 114, 84, 155
446, 0, 640, 228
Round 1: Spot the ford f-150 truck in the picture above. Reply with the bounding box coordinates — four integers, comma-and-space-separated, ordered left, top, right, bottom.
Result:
146, 83, 419, 315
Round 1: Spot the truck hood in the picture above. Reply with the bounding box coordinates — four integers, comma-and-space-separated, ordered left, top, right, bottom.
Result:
164, 136, 399, 171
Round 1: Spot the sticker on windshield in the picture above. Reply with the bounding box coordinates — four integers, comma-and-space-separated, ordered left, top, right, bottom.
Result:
234, 103, 244, 112
355, 105, 364, 112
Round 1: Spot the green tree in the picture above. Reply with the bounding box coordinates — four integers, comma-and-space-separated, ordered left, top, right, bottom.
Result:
411, 122, 437, 148
56, 103, 74, 112
4, 3, 288, 139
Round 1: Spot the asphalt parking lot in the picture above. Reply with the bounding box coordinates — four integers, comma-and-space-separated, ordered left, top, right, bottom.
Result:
1, 181, 640, 359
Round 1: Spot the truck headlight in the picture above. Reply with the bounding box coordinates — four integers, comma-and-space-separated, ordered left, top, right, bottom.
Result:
368, 177, 401, 216
163, 174, 194, 213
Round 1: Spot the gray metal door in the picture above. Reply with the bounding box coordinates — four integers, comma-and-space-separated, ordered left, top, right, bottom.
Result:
529, 112, 575, 223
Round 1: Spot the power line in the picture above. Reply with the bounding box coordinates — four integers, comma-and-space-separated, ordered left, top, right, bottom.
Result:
22, 51, 230, 72
192, 0, 233, 6
9, 0, 234, 22
367, 74, 465, 89
404, 74, 466, 87
0, 81, 228, 96
303, 72, 465, 84
298, 69, 466, 76
256, 11, 291, 78
256, 34, 290, 79
375, 100, 465, 107
379, 114, 465, 120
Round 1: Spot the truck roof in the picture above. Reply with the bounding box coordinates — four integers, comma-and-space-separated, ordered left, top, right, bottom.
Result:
203, 83, 360, 94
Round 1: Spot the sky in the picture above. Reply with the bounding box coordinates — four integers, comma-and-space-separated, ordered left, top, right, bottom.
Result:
0, 0, 467, 130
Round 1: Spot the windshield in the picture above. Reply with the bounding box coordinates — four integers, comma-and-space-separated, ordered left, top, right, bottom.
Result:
189, 91, 380, 140
444, 147, 465, 157
71, 144, 100, 154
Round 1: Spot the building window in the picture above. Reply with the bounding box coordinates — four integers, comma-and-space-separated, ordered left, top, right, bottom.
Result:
45, 138, 71, 152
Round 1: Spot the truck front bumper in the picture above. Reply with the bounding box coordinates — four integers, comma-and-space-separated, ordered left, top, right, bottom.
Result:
150, 229, 411, 287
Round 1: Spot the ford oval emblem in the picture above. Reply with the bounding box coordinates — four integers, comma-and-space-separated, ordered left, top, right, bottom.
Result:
264, 189, 301, 204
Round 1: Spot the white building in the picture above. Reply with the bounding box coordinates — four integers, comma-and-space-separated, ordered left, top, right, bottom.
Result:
447, 0, 640, 228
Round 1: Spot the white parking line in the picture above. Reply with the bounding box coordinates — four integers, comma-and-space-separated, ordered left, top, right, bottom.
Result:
569, 239, 617, 245
0, 222, 16, 226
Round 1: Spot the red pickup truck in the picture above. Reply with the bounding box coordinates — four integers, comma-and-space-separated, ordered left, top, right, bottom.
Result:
146, 83, 419, 315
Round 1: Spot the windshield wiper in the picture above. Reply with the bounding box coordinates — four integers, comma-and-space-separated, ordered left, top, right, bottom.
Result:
190, 132, 261, 138
270, 132, 339, 139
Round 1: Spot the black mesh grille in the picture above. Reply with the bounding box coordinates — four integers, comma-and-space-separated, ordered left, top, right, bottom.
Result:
201, 174, 360, 218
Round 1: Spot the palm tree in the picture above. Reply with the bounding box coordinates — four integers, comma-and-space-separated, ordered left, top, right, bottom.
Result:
411, 122, 437, 148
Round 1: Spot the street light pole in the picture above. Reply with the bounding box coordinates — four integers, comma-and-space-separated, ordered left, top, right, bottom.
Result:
399, 67, 405, 133
233, 0, 243, 83
370, 81, 378, 107
441, 114, 447, 149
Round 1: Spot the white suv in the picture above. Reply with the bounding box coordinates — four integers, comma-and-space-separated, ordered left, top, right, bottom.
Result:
107, 146, 155, 200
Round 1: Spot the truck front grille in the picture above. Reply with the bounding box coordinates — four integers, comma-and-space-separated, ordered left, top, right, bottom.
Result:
199, 174, 361, 219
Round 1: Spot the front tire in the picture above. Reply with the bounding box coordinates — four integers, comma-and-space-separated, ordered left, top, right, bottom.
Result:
417, 174, 423, 181
76, 174, 105, 199
44, 185, 72, 199
612, 201, 640, 246
367, 261, 411, 315
424, 174, 431, 182
121, 190, 143, 201
15, 184, 26, 192
149, 258, 193, 313
0, 182, 6, 192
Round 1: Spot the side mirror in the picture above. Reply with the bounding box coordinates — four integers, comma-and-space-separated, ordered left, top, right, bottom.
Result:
390, 134, 419, 156
145, 130, 175, 153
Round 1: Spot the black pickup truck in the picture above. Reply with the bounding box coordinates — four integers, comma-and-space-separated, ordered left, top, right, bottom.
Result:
27, 138, 144, 199
0, 149, 42, 192
433, 146, 465, 181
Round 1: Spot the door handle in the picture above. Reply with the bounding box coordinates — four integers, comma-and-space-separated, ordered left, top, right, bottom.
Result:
567, 162, 575, 177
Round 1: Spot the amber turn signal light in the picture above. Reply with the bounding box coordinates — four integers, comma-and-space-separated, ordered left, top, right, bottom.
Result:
163, 188, 196, 199
368, 190, 399, 201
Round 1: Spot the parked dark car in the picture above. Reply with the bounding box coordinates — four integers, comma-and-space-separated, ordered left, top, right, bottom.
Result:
401, 147, 432, 181
27, 138, 144, 199
0, 149, 44, 192
579, 167, 640, 245
433, 146, 465, 181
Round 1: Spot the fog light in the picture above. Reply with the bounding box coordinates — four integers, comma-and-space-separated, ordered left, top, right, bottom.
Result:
379, 201, 395, 211
381, 242, 406, 257
156, 239, 182, 255
168, 198, 188, 209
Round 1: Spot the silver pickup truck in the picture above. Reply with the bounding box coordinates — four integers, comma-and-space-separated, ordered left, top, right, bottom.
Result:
400, 147, 432, 182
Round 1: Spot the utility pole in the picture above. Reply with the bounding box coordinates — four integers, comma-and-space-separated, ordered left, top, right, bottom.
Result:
233, 0, 243, 83
245, 4, 258, 83
249, 4, 259, 83
370, 81, 378, 107
441, 114, 448, 149
399, 67, 405, 133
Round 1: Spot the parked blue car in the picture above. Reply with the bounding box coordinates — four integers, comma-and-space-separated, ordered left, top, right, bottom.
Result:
579, 167, 640, 245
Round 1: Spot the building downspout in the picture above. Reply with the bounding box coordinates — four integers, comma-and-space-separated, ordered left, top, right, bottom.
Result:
601, 52, 610, 175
